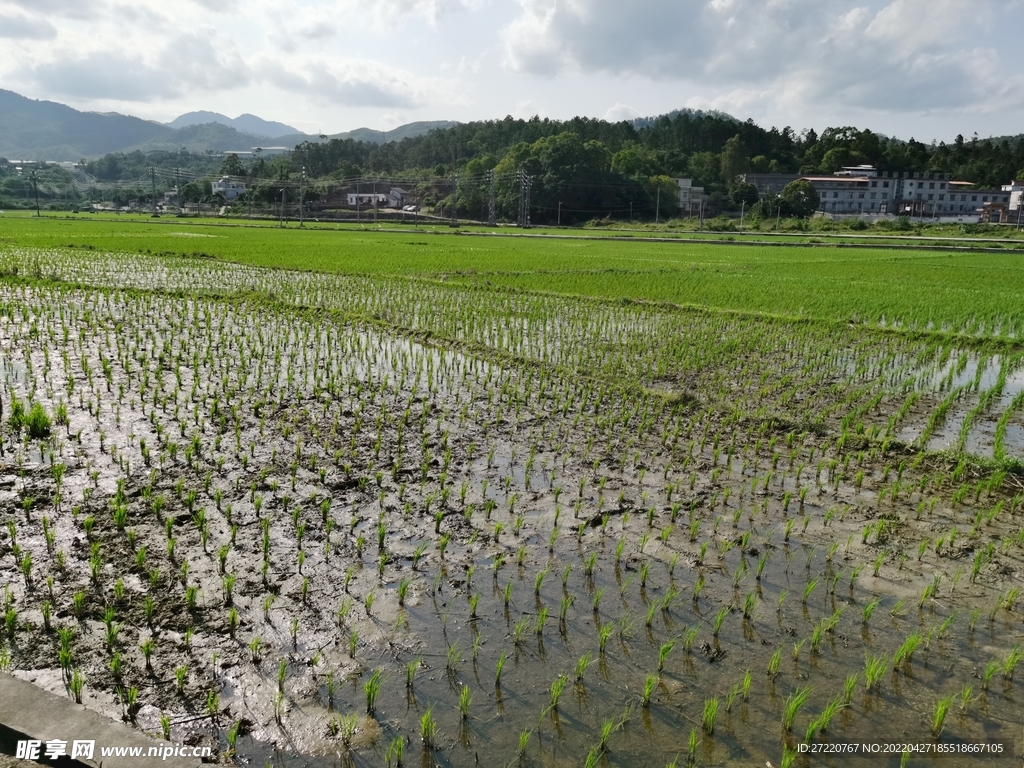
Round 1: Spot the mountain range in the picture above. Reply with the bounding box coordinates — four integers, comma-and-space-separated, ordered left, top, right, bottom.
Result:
0, 89, 463, 162
0, 88, 750, 163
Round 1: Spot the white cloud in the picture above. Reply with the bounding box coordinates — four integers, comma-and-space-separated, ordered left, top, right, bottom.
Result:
499, 0, 1022, 122
256, 56, 462, 109
0, 0, 1021, 139
686, 89, 771, 115
378, 112, 407, 127
864, 0, 973, 44
603, 102, 638, 122
0, 11, 56, 39
511, 99, 546, 118
27, 52, 174, 101
187, 0, 242, 12
0, 0, 105, 19
23, 31, 249, 101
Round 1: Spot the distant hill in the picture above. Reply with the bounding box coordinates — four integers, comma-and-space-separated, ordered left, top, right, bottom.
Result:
166, 111, 304, 139
278, 120, 460, 147
0, 89, 171, 161
335, 121, 461, 144
630, 108, 739, 130
121, 123, 270, 155
0, 90, 280, 161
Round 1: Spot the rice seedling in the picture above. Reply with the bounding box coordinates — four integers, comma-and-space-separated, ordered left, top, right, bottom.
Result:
701, 697, 719, 735
862, 597, 881, 625
385, 736, 404, 767
982, 660, 999, 691
651, 639, 676, 673
364, 669, 383, 715
495, 650, 507, 686
1002, 646, 1023, 681
782, 686, 812, 731
843, 672, 859, 705
893, 632, 922, 671
517, 728, 532, 757
69, 669, 85, 704
931, 695, 953, 739
959, 682, 974, 713
458, 684, 473, 719
792, 638, 806, 663
420, 707, 437, 748
549, 674, 568, 710
801, 578, 819, 604
865, 653, 888, 691
641, 674, 657, 707
725, 684, 739, 712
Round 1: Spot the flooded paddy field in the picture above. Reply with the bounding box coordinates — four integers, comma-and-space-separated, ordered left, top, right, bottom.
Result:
0, 243, 1022, 768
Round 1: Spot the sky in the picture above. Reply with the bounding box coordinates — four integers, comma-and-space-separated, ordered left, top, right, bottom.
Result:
1, 0, 1023, 141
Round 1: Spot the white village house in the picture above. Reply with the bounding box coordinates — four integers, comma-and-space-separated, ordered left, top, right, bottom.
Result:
345, 187, 410, 208
211, 177, 246, 200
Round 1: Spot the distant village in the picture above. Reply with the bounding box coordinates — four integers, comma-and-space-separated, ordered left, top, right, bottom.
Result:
4, 151, 1021, 225
194, 162, 1021, 224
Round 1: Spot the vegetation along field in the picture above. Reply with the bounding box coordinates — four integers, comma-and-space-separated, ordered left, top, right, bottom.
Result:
1, 216, 1023, 767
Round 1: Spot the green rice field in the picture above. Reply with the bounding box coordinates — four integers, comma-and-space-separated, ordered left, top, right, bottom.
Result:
0, 215, 1022, 767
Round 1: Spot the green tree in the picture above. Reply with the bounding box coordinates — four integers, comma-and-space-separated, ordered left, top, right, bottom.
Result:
647, 175, 680, 220
780, 179, 819, 218
749, 155, 770, 173
611, 143, 662, 179
687, 152, 720, 188
820, 146, 854, 174
220, 154, 246, 176
730, 182, 759, 209
720, 135, 748, 186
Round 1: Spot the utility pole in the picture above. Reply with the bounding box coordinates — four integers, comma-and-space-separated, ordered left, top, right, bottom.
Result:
487, 170, 496, 226
299, 166, 305, 228
656, 187, 660, 224
451, 175, 458, 227
356, 179, 361, 222
150, 167, 157, 216
739, 200, 745, 231
525, 174, 530, 228
280, 188, 285, 227
174, 167, 181, 215
30, 170, 40, 217
516, 172, 531, 229
557, 201, 562, 226
373, 180, 378, 224
517, 171, 524, 227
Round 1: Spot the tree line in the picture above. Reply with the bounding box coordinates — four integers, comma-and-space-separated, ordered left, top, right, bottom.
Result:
5, 112, 1023, 221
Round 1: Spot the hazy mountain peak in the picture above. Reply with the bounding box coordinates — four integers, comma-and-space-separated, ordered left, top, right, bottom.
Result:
166, 111, 303, 139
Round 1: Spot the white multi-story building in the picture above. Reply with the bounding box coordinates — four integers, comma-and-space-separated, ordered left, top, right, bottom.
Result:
673, 178, 705, 216
944, 183, 1012, 218
211, 177, 246, 200
800, 167, 1012, 219
800, 166, 894, 215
